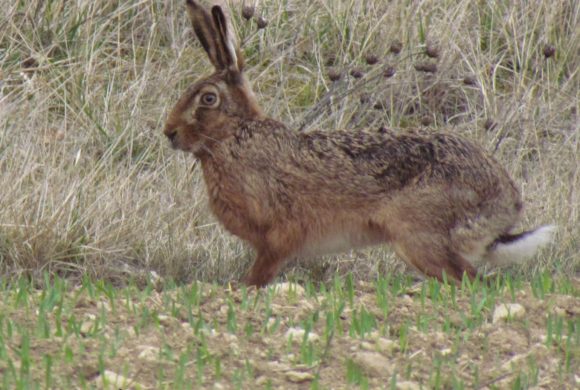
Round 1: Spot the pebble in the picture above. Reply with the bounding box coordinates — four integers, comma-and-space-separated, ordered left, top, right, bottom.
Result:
493, 303, 526, 323
285, 370, 314, 383
352, 352, 390, 376
93, 370, 136, 389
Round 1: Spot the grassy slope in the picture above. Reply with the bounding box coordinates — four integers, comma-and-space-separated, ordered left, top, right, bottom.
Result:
0, 0, 578, 283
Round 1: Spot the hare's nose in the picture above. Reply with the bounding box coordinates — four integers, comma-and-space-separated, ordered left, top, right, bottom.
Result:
164, 124, 178, 141
166, 130, 177, 142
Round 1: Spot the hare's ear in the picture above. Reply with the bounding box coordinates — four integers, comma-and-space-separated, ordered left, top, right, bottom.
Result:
211, 6, 244, 74
185, 1, 243, 76
185, 0, 224, 69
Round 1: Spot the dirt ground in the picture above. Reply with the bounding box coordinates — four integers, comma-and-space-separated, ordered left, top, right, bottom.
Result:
1, 277, 578, 389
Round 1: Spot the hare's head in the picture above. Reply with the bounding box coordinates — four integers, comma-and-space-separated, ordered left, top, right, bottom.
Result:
164, 0, 263, 156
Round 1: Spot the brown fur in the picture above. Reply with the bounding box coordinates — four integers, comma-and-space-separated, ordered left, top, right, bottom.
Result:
164, 1, 545, 287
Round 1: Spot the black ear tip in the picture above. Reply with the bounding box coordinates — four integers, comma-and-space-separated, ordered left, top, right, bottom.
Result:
211, 5, 224, 15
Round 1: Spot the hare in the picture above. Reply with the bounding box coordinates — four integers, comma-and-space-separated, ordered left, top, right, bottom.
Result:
164, 0, 554, 287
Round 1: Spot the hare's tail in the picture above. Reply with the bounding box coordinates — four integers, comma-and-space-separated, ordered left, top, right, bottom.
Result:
485, 225, 556, 267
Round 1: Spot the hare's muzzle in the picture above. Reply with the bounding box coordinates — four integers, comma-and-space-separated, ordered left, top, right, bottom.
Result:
163, 124, 179, 148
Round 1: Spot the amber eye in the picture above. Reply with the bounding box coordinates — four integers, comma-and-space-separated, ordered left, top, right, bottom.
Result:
201, 92, 218, 106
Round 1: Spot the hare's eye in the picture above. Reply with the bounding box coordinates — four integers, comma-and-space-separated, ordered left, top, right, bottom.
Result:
201, 92, 218, 106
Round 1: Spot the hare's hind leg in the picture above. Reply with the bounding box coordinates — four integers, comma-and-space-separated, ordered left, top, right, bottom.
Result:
393, 235, 477, 282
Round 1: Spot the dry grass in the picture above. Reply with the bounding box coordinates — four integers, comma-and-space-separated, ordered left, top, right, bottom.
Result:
0, 0, 578, 284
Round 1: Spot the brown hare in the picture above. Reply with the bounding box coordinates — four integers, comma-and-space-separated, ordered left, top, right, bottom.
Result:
164, 0, 554, 287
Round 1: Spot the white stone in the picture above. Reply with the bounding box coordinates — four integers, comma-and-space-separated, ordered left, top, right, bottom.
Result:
272, 282, 305, 296
493, 303, 526, 323
376, 338, 397, 353
80, 321, 94, 335
157, 314, 173, 326
266, 361, 289, 372
255, 376, 269, 385
286, 370, 314, 383
138, 345, 160, 362
285, 327, 319, 343
352, 352, 390, 376
223, 333, 238, 343
93, 370, 135, 389
396, 381, 421, 390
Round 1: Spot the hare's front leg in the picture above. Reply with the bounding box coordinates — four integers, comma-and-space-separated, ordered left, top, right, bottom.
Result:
243, 249, 288, 287
243, 225, 303, 287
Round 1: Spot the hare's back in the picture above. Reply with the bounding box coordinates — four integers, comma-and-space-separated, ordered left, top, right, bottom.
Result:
301, 130, 512, 194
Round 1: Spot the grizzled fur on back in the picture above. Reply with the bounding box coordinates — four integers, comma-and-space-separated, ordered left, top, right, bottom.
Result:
163, 1, 554, 287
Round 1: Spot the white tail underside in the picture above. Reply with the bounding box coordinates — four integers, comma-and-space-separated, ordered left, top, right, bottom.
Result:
486, 225, 556, 267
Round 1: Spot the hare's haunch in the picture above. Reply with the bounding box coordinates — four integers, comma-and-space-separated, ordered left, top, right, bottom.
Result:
164, 0, 554, 287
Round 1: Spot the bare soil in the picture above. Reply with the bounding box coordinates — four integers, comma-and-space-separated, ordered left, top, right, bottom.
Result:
1, 278, 578, 389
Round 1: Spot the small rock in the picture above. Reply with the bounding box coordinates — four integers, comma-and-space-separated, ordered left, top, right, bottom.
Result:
224, 333, 238, 343
352, 352, 390, 376
267, 361, 290, 372
493, 303, 526, 323
360, 341, 375, 351
286, 370, 314, 383
285, 327, 319, 343
501, 352, 528, 370
199, 328, 218, 338
125, 327, 137, 338
255, 376, 269, 385
80, 321, 95, 336
266, 317, 279, 330
93, 370, 135, 389
440, 348, 452, 356
552, 306, 567, 317
397, 381, 421, 390
157, 314, 173, 327
96, 301, 111, 311
85, 313, 97, 320
272, 282, 305, 297
138, 345, 160, 362
531, 343, 548, 354
376, 338, 397, 353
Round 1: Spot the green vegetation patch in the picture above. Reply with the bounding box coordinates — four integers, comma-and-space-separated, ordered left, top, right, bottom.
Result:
0, 273, 577, 389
